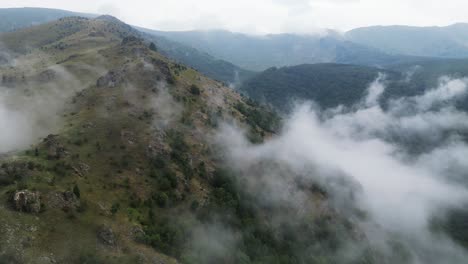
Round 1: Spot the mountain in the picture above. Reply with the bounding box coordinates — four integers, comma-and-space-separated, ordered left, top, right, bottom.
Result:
240, 61, 468, 112
346, 23, 468, 58
146, 29, 429, 71
0, 7, 94, 32
0, 16, 380, 264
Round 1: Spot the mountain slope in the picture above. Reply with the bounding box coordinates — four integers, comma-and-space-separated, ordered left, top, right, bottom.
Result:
140, 31, 256, 85
0, 16, 370, 264
239, 64, 401, 111
346, 24, 468, 58
240, 59, 468, 112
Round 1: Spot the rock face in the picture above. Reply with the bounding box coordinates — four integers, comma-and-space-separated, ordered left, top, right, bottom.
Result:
13, 190, 41, 213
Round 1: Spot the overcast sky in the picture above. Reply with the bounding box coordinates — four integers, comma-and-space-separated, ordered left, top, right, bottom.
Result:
1, 0, 467, 34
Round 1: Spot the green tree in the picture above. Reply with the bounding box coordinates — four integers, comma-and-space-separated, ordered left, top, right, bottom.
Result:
73, 184, 81, 198
149, 42, 158, 52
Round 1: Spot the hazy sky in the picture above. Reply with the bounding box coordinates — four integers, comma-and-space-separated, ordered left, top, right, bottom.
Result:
1, 0, 467, 34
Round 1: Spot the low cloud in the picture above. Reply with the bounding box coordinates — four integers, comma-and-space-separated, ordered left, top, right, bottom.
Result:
0, 64, 84, 153
216, 75, 468, 263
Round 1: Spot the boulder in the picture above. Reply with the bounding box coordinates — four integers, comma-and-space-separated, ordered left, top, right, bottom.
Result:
13, 190, 41, 213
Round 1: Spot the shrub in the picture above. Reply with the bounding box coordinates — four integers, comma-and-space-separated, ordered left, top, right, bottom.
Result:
149, 42, 158, 52
73, 184, 81, 198
190, 84, 201, 95
190, 200, 199, 211
155, 192, 169, 208
111, 202, 120, 215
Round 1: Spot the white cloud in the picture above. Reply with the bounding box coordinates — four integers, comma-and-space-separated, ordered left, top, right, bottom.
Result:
1, 0, 467, 33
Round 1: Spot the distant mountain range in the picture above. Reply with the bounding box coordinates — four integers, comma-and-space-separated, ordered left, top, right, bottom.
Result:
147, 29, 430, 71
346, 24, 468, 58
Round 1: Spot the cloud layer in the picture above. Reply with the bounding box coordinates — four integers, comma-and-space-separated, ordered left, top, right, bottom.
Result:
216, 75, 468, 263
3, 0, 468, 33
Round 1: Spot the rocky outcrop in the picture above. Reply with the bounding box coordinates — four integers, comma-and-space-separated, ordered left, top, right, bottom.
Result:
96, 70, 125, 88
13, 190, 41, 213
97, 225, 116, 246
0, 161, 30, 185
35, 69, 56, 83
146, 131, 170, 157
130, 225, 146, 243
43, 135, 66, 160
46, 191, 80, 212
121, 36, 144, 46
121, 130, 137, 145
72, 162, 90, 177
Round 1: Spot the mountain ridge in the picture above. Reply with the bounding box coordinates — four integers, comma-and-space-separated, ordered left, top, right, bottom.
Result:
346, 23, 468, 58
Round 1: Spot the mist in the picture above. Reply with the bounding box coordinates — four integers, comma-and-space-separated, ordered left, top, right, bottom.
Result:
215, 75, 468, 263
0, 54, 105, 154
